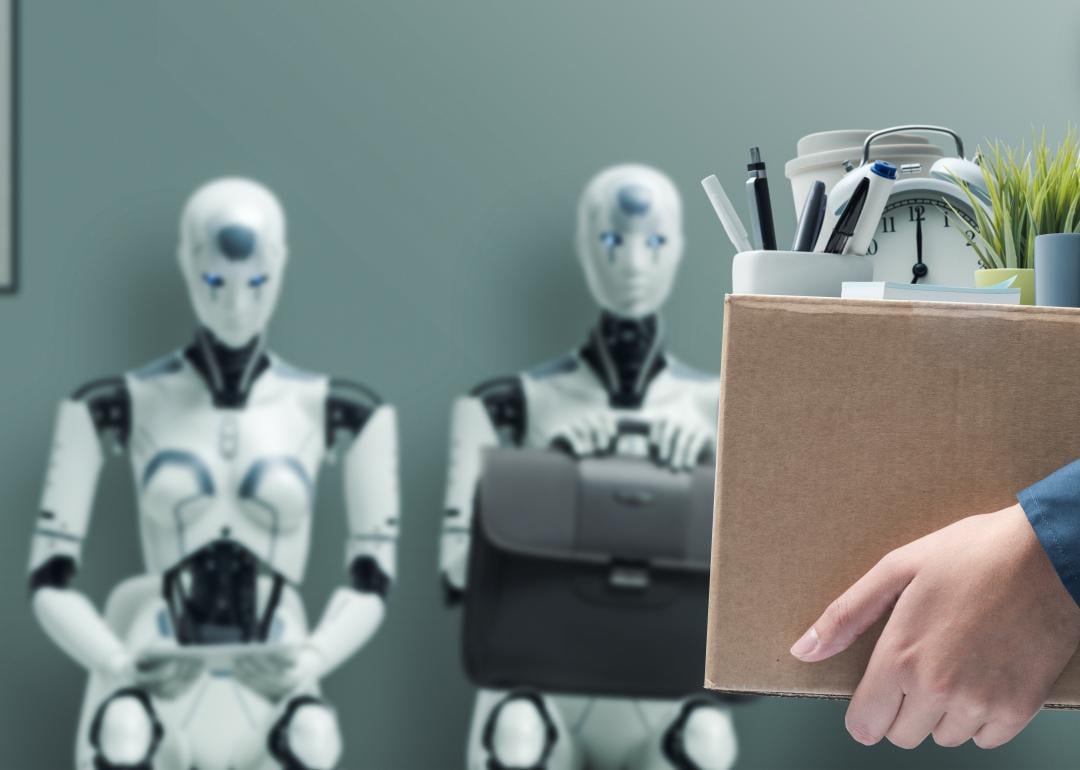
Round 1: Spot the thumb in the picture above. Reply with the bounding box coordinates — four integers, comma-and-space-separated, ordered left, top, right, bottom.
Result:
790, 550, 915, 663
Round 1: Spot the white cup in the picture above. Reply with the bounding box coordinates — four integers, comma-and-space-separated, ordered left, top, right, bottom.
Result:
732, 250, 873, 297
784, 129, 944, 214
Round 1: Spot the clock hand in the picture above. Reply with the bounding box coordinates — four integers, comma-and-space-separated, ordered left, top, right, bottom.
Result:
912, 215, 928, 284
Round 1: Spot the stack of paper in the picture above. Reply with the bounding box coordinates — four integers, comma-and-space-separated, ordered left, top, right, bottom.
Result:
841, 281, 1021, 305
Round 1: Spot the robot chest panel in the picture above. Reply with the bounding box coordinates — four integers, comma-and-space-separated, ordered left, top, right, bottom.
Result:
133, 399, 323, 538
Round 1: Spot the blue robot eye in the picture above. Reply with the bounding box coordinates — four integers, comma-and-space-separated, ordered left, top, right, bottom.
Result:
599, 231, 623, 249
248, 273, 270, 288
201, 272, 225, 288
645, 233, 667, 249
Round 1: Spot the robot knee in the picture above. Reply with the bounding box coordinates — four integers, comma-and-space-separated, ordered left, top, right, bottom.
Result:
481, 691, 558, 770
661, 699, 737, 770
268, 696, 343, 770
89, 689, 164, 770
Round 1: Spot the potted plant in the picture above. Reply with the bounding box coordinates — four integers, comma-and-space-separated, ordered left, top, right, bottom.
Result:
953, 129, 1080, 306
1029, 129, 1080, 306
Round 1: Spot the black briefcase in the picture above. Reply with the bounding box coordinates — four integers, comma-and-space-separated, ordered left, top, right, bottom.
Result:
462, 446, 715, 698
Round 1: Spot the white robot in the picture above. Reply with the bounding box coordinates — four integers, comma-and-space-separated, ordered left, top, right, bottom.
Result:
28, 178, 399, 770
440, 164, 738, 770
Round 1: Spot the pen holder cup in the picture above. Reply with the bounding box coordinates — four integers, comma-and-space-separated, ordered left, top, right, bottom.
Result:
731, 250, 873, 297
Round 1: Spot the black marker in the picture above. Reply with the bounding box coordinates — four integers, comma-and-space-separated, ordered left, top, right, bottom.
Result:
823, 177, 870, 255
792, 180, 827, 252
746, 147, 777, 250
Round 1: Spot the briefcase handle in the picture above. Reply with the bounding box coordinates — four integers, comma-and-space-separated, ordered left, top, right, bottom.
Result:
550, 418, 656, 460
615, 418, 651, 437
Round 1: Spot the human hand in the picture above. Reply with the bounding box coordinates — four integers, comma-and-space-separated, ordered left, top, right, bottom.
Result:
647, 415, 712, 472
234, 646, 324, 702
790, 504, 1080, 749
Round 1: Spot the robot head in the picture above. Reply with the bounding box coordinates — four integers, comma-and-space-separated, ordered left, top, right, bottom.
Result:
575, 164, 685, 319
177, 178, 287, 348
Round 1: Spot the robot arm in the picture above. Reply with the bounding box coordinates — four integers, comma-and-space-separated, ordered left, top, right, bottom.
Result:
439, 377, 525, 598
305, 381, 400, 678
30, 379, 133, 676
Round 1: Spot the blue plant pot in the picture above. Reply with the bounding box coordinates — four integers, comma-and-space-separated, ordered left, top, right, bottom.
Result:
1035, 234, 1080, 308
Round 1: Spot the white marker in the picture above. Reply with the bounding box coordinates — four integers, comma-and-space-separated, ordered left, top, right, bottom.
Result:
846, 161, 897, 256
701, 174, 753, 253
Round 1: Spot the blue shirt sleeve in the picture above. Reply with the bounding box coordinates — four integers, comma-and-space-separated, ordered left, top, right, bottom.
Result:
1017, 459, 1080, 608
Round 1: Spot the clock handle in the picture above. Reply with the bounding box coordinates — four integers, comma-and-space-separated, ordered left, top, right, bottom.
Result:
861, 125, 965, 165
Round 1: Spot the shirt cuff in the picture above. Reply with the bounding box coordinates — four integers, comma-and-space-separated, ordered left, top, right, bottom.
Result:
1017, 459, 1080, 609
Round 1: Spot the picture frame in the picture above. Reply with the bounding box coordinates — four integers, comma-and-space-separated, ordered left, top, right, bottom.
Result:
0, 0, 15, 293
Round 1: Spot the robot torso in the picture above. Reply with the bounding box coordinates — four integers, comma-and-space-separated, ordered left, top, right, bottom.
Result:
126, 351, 328, 584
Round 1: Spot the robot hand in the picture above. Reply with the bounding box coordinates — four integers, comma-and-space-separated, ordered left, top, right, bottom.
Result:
648, 415, 712, 472
545, 412, 619, 458
234, 646, 323, 702
134, 655, 205, 701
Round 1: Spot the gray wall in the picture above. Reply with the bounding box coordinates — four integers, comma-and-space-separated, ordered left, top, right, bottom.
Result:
4, 1, 1079, 767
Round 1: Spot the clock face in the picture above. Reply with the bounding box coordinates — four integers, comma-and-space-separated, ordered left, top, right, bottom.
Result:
868, 190, 982, 286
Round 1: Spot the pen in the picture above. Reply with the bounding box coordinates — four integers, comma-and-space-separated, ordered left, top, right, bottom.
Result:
745, 147, 777, 251
701, 175, 753, 253
792, 180, 827, 252
823, 176, 870, 254
846, 161, 897, 256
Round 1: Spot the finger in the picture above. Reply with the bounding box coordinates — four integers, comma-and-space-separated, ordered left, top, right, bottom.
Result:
135, 655, 172, 673
184, 658, 205, 677
685, 431, 709, 470
649, 417, 664, 447
261, 654, 292, 674
569, 423, 592, 455
660, 423, 680, 465
670, 427, 694, 471
136, 661, 176, 683
602, 413, 618, 443
233, 658, 261, 680
973, 716, 1032, 750
266, 650, 298, 668
885, 698, 944, 750
791, 551, 915, 662
238, 654, 271, 671
587, 415, 609, 454
932, 712, 984, 748
695, 430, 715, 464
678, 432, 702, 470
236, 656, 277, 681
651, 418, 671, 459
844, 643, 904, 746
597, 413, 617, 451
551, 427, 584, 456
233, 661, 281, 696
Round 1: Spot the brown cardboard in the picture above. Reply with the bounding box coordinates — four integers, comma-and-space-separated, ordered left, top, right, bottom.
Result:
706, 294, 1080, 709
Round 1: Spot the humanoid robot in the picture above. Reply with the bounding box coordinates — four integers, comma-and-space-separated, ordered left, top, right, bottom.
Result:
28, 178, 399, 770
440, 164, 738, 770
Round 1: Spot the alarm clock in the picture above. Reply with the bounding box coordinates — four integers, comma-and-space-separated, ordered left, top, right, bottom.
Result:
828, 126, 989, 286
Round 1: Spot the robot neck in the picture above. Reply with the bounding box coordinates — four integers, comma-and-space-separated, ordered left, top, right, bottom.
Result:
581, 311, 666, 409
185, 327, 271, 409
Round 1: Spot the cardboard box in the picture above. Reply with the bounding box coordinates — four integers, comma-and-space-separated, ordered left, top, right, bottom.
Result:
706, 294, 1080, 708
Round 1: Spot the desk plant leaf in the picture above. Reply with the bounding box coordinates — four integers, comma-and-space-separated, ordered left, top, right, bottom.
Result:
951, 128, 1080, 270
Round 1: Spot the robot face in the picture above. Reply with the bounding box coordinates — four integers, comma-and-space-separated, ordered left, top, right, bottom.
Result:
177, 178, 288, 348
575, 164, 685, 319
